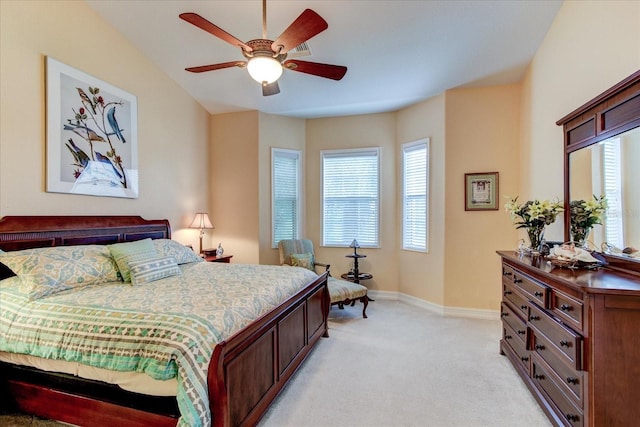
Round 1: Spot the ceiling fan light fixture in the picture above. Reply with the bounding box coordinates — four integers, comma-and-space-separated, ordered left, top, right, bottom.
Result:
247, 55, 283, 84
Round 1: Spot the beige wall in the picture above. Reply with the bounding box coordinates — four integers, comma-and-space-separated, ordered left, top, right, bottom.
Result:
0, 1, 210, 248
306, 114, 397, 293
444, 85, 521, 311
209, 111, 305, 265
209, 111, 260, 264
520, 0, 640, 242
258, 113, 306, 265
396, 95, 446, 305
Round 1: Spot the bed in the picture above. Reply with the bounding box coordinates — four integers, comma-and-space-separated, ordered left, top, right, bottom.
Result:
0, 215, 329, 427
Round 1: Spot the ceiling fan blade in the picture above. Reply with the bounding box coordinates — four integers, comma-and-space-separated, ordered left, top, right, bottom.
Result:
284, 60, 347, 81
271, 9, 328, 54
179, 13, 253, 52
185, 61, 246, 73
262, 81, 280, 96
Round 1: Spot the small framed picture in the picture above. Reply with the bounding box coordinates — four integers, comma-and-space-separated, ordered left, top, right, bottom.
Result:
465, 172, 499, 211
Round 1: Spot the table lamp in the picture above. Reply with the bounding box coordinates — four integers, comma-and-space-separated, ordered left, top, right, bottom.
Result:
349, 239, 360, 255
189, 212, 214, 254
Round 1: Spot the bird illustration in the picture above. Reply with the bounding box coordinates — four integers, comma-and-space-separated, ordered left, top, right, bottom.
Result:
95, 151, 123, 179
76, 88, 96, 114
64, 124, 105, 142
65, 139, 90, 169
107, 106, 126, 143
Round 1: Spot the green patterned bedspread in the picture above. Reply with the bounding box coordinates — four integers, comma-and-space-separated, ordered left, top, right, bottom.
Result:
0, 263, 318, 427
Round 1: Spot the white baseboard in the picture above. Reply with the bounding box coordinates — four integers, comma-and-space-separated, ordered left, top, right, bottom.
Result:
368, 290, 499, 320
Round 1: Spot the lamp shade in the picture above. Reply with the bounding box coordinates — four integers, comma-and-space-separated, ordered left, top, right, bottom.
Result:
349, 239, 360, 249
189, 213, 214, 229
247, 56, 283, 84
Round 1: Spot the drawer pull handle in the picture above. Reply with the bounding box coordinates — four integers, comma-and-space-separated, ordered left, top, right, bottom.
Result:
535, 344, 545, 351
517, 330, 526, 335
503, 271, 512, 276
501, 312, 508, 317
505, 335, 512, 340
520, 356, 529, 362
529, 315, 540, 321
534, 291, 544, 297
513, 278, 522, 284
566, 414, 580, 422
520, 304, 527, 310
566, 377, 579, 385
560, 304, 573, 311
503, 290, 513, 296
534, 374, 545, 380
559, 340, 571, 347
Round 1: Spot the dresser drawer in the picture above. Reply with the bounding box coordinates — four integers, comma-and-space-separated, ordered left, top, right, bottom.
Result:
501, 302, 528, 347
551, 290, 584, 333
532, 354, 583, 427
508, 266, 549, 308
535, 334, 585, 404
503, 322, 530, 374
530, 304, 583, 370
503, 281, 530, 319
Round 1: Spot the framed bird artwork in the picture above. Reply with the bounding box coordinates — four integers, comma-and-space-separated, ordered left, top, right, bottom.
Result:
46, 56, 138, 198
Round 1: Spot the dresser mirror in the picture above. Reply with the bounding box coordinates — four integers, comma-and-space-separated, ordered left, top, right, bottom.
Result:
558, 70, 640, 273
569, 127, 640, 255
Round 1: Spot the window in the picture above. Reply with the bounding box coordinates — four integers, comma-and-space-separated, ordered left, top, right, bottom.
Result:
602, 138, 624, 247
322, 148, 379, 247
272, 148, 301, 247
402, 139, 429, 251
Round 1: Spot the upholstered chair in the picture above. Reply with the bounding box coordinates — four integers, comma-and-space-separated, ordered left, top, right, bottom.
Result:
278, 239, 368, 318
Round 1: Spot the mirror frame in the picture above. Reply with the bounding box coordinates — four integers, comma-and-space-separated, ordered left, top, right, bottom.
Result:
557, 69, 640, 274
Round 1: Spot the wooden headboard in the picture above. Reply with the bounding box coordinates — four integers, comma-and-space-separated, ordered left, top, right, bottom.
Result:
0, 216, 171, 251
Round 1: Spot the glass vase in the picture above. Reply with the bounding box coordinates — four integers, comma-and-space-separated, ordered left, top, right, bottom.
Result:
527, 227, 545, 254
571, 227, 590, 249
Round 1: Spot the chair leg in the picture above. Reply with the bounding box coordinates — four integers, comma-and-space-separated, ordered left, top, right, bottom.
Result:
361, 295, 368, 318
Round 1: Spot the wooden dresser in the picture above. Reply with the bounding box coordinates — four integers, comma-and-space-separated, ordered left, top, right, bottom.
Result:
498, 251, 640, 427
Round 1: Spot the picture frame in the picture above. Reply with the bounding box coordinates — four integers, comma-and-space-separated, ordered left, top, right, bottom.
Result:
464, 172, 499, 211
46, 57, 138, 198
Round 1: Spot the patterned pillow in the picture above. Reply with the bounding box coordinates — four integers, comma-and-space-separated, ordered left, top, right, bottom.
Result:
290, 252, 315, 271
152, 239, 204, 265
0, 245, 120, 299
108, 239, 158, 283
129, 256, 181, 285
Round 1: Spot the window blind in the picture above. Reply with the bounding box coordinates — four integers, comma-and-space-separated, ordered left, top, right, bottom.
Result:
272, 148, 301, 247
402, 140, 429, 251
322, 148, 379, 247
602, 138, 624, 247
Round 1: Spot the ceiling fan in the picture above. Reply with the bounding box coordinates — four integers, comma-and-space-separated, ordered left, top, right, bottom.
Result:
179, 0, 347, 96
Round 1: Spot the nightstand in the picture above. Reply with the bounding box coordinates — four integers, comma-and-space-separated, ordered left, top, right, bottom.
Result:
204, 254, 233, 263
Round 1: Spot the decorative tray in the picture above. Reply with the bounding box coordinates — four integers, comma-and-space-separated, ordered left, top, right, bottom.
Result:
546, 255, 603, 270
546, 243, 606, 270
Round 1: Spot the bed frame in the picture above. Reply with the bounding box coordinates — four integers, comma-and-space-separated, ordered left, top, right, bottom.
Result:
0, 216, 330, 427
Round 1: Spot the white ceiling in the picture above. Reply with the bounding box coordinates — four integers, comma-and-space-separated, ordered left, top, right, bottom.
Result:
86, 0, 562, 119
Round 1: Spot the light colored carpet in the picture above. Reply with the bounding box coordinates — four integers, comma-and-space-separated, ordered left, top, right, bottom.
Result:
0, 300, 551, 427
258, 299, 551, 427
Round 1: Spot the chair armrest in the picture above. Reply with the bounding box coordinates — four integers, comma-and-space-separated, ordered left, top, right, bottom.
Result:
314, 262, 331, 272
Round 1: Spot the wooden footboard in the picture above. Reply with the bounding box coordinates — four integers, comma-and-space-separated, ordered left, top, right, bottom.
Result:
0, 216, 330, 426
209, 271, 329, 427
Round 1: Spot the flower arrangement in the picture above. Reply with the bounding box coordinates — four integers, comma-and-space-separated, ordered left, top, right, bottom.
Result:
570, 195, 607, 246
505, 196, 564, 251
